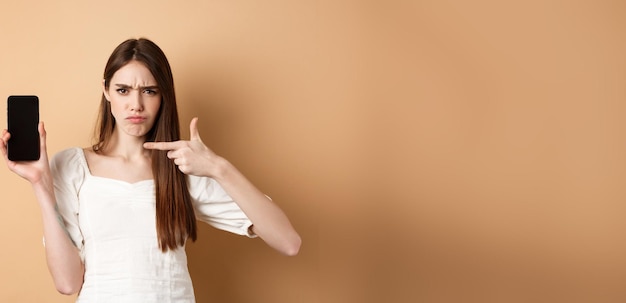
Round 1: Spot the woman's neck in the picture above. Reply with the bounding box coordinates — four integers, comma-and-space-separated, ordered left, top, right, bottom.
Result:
100, 129, 150, 160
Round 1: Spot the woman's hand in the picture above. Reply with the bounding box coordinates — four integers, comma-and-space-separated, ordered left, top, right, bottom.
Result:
143, 117, 223, 177
1, 122, 52, 184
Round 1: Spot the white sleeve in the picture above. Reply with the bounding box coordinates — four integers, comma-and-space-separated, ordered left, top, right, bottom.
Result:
49, 148, 86, 261
188, 175, 256, 238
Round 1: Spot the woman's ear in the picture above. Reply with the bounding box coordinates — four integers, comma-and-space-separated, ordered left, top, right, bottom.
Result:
102, 79, 111, 101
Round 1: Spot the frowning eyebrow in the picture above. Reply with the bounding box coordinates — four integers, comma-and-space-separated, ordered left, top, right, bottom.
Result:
114, 83, 159, 90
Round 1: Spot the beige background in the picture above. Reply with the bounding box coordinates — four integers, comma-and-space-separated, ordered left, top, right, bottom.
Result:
1, 1, 625, 302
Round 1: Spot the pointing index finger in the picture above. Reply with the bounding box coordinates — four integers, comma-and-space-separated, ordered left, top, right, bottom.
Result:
143, 141, 184, 151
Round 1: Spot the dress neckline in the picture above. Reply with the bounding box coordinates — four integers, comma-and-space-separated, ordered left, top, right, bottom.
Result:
76, 147, 154, 186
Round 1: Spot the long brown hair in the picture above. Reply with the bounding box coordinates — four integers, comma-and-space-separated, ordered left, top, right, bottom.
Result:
93, 38, 197, 251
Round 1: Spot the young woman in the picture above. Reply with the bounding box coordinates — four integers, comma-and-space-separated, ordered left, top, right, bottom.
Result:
1, 38, 301, 302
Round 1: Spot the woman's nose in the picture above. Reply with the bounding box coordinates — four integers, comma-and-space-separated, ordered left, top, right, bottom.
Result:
129, 91, 144, 112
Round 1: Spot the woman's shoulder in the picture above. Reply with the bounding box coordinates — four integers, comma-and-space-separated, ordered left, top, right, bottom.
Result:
50, 147, 89, 175
51, 147, 88, 163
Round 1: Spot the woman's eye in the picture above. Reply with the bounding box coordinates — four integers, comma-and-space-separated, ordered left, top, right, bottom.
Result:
144, 89, 158, 95
116, 88, 128, 94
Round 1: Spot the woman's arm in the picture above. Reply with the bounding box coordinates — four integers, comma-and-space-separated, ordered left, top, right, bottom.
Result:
34, 176, 85, 294
1, 124, 84, 294
144, 118, 301, 256
211, 157, 301, 256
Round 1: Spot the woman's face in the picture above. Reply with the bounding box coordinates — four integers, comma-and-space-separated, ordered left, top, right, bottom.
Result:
103, 60, 161, 139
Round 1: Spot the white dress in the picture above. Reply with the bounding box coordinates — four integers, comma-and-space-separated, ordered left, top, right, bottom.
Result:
50, 147, 255, 303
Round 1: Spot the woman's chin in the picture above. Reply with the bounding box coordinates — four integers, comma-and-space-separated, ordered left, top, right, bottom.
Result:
122, 126, 150, 138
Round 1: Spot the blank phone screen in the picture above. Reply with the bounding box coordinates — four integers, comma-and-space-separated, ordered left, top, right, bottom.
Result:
7, 95, 40, 161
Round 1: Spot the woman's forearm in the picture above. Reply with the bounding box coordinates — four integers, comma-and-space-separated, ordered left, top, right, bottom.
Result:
213, 158, 301, 256
32, 179, 84, 295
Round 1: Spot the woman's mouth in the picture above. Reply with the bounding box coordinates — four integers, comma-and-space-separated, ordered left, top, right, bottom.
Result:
127, 116, 147, 124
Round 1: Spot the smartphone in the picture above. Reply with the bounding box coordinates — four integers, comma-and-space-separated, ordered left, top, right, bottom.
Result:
7, 95, 40, 161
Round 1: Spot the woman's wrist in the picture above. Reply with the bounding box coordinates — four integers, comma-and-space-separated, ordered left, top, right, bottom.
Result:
31, 170, 53, 191
209, 156, 234, 182
31, 174, 57, 207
